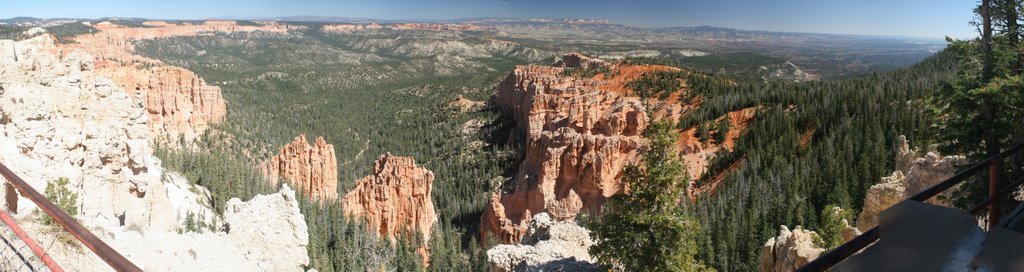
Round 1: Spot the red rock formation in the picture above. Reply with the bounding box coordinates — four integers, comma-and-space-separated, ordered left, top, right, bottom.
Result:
57, 20, 299, 141
99, 66, 227, 141
481, 54, 653, 243
482, 54, 758, 243
342, 153, 437, 262
260, 134, 339, 201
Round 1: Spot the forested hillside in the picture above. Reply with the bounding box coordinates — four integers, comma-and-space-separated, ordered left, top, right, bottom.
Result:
6, 0, 1020, 270
688, 51, 959, 271
124, 21, 966, 271
138, 25, 541, 270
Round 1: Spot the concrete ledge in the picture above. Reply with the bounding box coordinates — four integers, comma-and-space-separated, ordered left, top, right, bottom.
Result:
835, 201, 982, 272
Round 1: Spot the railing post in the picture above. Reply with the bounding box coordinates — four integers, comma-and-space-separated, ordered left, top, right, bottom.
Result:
989, 159, 1001, 229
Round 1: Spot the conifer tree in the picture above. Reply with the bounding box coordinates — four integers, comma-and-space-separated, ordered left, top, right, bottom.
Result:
934, 0, 1024, 207
714, 119, 730, 144
590, 120, 711, 272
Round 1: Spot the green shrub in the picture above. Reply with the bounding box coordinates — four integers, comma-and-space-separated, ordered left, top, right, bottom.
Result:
37, 177, 79, 246
814, 205, 854, 250
39, 177, 78, 225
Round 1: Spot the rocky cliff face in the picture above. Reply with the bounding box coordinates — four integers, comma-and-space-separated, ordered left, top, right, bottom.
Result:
856, 136, 966, 231
758, 207, 860, 272
259, 134, 339, 201
342, 153, 438, 260
57, 20, 297, 142
486, 213, 599, 272
759, 226, 825, 272
481, 54, 651, 243
0, 34, 170, 228
98, 65, 227, 143
0, 35, 309, 271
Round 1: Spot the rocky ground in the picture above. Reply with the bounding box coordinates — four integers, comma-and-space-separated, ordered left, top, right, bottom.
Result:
486, 213, 599, 272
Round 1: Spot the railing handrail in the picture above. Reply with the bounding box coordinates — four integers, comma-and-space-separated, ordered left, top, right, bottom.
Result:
0, 162, 142, 272
797, 140, 1024, 272
0, 206, 63, 271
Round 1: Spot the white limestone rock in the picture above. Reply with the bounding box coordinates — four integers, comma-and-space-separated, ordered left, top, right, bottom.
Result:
0, 36, 310, 271
856, 135, 967, 230
486, 213, 599, 272
224, 184, 310, 271
759, 226, 825, 272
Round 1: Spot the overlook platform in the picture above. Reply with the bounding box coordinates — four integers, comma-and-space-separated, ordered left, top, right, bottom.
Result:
800, 140, 1024, 272
835, 201, 1024, 271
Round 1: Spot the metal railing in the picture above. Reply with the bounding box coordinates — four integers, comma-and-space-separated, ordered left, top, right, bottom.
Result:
0, 207, 60, 271
797, 141, 1024, 272
0, 162, 142, 272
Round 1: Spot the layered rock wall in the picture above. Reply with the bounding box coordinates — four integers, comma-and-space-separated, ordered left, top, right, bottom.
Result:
481, 54, 650, 243
100, 65, 227, 142
482, 53, 757, 244
0, 34, 171, 229
259, 134, 339, 201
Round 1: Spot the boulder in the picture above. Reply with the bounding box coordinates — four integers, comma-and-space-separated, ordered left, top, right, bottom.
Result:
224, 184, 310, 271
486, 213, 599, 272
759, 226, 825, 272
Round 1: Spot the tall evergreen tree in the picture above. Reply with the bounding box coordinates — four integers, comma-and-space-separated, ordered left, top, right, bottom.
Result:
933, 0, 1024, 209
714, 119, 730, 144
590, 120, 711, 272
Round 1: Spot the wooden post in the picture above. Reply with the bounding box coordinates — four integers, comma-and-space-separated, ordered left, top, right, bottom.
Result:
989, 160, 1002, 229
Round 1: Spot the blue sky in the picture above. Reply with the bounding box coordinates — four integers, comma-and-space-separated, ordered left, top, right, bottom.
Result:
0, 0, 976, 38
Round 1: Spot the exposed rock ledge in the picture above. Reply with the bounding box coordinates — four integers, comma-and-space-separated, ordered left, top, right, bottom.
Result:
856, 136, 967, 231
759, 207, 860, 272
759, 226, 825, 272
486, 213, 599, 272
759, 135, 964, 272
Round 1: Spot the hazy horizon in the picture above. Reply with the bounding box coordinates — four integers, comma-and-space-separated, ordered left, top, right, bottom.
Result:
0, 0, 976, 39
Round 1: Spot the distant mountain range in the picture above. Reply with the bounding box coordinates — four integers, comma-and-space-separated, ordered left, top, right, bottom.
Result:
0, 16, 945, 42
